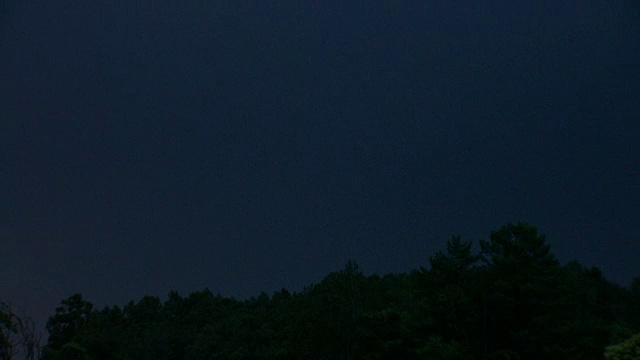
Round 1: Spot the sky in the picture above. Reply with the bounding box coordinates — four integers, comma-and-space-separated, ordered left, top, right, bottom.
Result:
1, 0, 639, 332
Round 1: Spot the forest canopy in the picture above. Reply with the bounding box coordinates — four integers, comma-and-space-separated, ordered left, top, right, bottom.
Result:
3, 223, 640, 359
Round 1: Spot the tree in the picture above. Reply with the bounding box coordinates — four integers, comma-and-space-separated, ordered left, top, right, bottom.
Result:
479, 223, 562, 359
15, 317, 41, 360
72, 305, 122, 360
604, 333, 640, 360
57, 342, 90, 360
627, 277, 640, 332
0, 302, 42, 360
296, 261, 366, 359
0, 302, 18, 360
550, 261, 628, 358
430, 235, 478, 275
45, 294, 94, 352
419, 236, 479, 358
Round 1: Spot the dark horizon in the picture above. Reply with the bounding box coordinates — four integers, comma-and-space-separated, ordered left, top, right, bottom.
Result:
2, 0, 639, 335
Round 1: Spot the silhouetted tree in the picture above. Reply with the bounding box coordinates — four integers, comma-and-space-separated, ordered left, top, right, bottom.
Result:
479, 223, 563, 359
44, 294, 93, 358
0, 302, 42, 360
0, 302, 18, 360
419, 235, 479, 359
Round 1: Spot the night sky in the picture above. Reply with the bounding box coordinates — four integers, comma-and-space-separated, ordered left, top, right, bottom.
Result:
2, 0, 639, 331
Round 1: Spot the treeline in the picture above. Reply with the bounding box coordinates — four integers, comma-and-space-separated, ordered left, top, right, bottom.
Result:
7, 223, 640, 359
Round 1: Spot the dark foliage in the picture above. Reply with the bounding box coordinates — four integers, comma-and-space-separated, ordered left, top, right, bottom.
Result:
28, 223, 640, 359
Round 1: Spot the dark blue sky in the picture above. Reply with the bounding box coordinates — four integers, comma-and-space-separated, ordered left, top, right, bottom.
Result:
2, 0, 639, 329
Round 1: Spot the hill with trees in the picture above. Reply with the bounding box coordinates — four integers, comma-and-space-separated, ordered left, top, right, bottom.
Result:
3, 223, 640, 359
